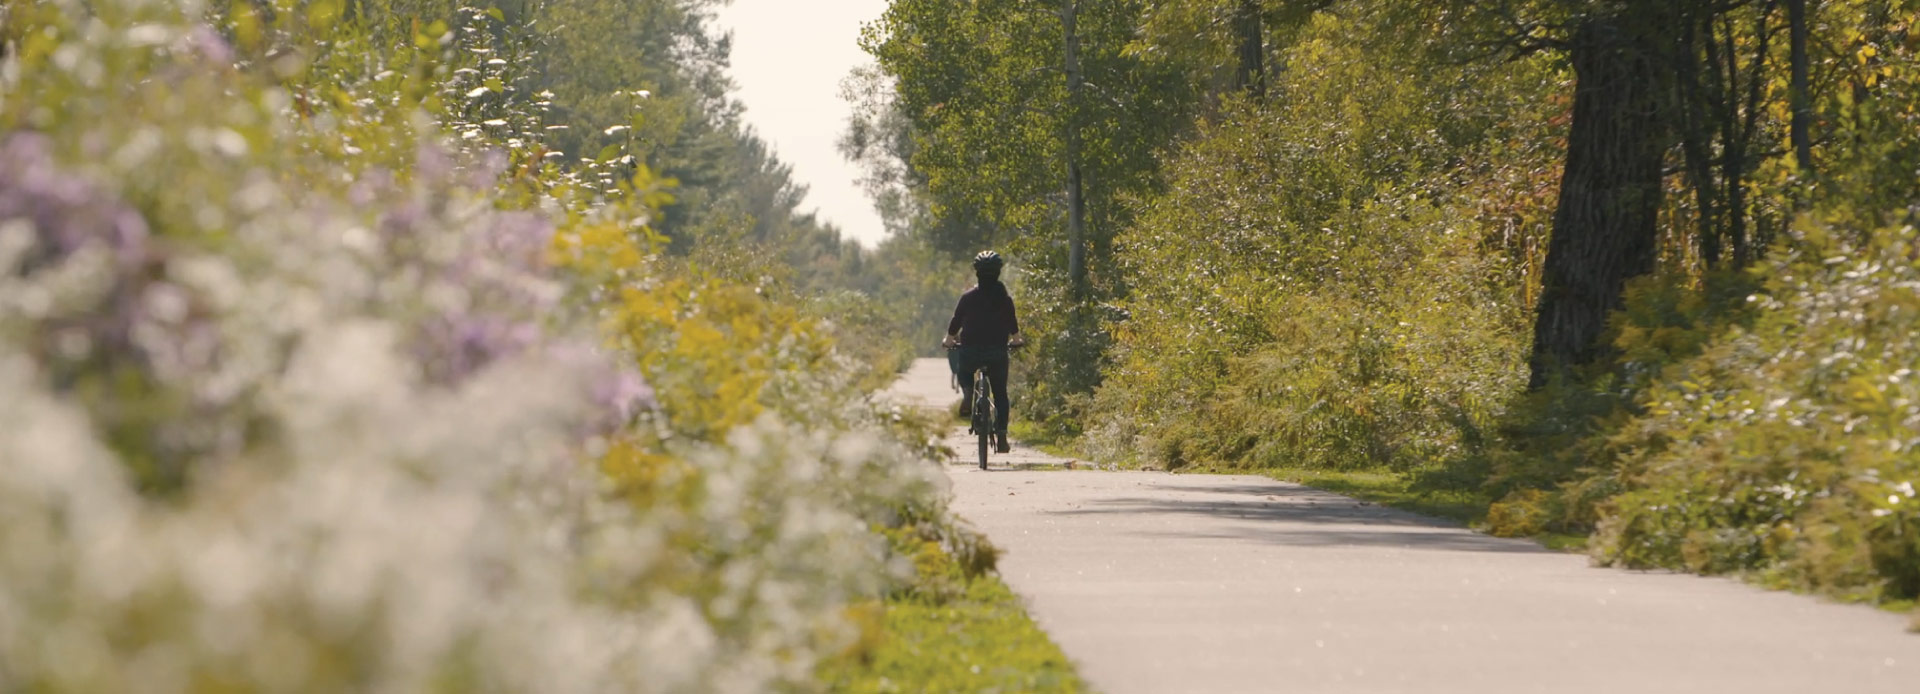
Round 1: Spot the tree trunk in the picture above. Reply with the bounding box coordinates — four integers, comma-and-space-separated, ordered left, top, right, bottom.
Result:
1677, 15, 1724, 267
1721, 13, 1750, 266
1788, 0, 1814, 173
1234, 0, 1266, 98
1726, 2, 1780, 266
1528, 15, 1669, 389
1063, 0, 1089, 299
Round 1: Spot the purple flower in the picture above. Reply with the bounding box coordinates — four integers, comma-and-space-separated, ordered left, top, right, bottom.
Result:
467, 149, 510, 189
484, 211, 555, 267
183, 25, 233, 66
593, 368, 656, 423
349, 168, 395, 207
379, 201, 424, 240
0, 133, 151, 271
416, 142, 454, 182
0, 133, 161, 363
544, 340, 657, 425
415, 311, 545, 385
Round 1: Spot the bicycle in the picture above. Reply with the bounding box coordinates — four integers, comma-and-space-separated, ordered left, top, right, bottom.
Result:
947, 340, 1023, 470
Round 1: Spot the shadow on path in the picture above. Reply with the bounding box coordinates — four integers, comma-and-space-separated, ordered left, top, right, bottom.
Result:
1049, 482, 1545, 555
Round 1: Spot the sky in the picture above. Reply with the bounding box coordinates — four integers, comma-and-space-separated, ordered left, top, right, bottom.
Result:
714, 0, 893, 248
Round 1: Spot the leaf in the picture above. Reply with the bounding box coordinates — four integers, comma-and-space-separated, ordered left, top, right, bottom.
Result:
307, 0, 343, 32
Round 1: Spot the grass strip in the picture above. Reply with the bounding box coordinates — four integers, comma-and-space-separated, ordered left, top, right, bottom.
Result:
821, 572, 1090, 694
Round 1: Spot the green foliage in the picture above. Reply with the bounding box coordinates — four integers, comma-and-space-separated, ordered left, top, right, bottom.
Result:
864, 0, 1203, 427
1462, 0, 1920, 606
1471, 270, 1762, 516
1589, 218, 1920, 602
1486, 488, 1555, 537
1131, 0, 1329, 90
1806, 0, 1920, 227
820, 561, 1088, 694
866, 0, 1194, 252
1089, 5, 1558, 474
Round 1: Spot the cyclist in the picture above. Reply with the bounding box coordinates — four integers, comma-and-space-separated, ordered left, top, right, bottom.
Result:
943, 250, 1025, 453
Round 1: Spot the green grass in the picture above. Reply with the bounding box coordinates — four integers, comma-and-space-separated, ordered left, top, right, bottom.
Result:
1254, 468, 1920, 626
1007, 421, 1082, 460
820, 573, 1090, 694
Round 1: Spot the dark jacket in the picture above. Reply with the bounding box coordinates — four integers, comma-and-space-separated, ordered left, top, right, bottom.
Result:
947, 281, 1020, 347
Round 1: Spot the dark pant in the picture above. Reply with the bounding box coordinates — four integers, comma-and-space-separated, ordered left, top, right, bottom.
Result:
950, 346, 1011, 433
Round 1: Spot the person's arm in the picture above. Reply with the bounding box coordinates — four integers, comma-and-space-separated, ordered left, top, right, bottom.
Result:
943, 294, 967, 347
1007, 295, 1025, 346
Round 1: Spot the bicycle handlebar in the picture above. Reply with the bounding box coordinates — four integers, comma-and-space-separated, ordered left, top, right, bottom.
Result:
943, 339, 1026, 350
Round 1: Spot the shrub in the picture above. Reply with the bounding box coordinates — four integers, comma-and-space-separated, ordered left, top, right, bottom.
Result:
1097, 190, 1533, 472
1590, 217, 1920, 603
1089, 5, 1557, 474
1486, 489, 1555, 538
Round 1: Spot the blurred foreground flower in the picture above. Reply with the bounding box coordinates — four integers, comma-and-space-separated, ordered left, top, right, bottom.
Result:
0, 2, 969, 692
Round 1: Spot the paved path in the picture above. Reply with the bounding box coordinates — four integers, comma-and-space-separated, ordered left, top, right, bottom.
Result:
883, 357, 1077, 470
882, 359, 1919, 694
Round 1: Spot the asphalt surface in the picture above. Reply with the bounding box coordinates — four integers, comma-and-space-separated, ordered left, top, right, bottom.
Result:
882, 359, 1919, 694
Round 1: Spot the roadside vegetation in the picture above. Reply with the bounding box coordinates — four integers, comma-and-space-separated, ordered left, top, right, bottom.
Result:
857, 0, 1920, 617
0, 0, 1081, 690
822, 525, 1088, 694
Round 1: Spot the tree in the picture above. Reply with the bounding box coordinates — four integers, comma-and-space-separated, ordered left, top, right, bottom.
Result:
1788, 0, 1814, 173
839, 65, 930, 240
1064, 0, 1090, 297
1458, 0, 1797, 385
864, 0, 1194, 298
1131, 0, 1332, 103
1527, 9, 1674, 387
1232, 0, 1267, 97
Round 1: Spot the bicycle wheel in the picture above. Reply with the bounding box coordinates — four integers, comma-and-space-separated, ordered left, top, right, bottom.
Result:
974, 374, 990, 470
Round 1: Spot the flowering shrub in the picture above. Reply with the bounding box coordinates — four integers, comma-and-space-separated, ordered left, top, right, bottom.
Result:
0, 1, 974, 691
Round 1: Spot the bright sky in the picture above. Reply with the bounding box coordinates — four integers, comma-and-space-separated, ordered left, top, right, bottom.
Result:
715, 0, 892, 248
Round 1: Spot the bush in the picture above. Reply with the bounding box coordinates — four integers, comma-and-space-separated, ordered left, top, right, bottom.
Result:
1589, 217, 1920, 603
1486, 489, 1555, 538
1112, 198, 1528, 473
1466, 270, 1760, 527
1088, 5, 1557, 474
